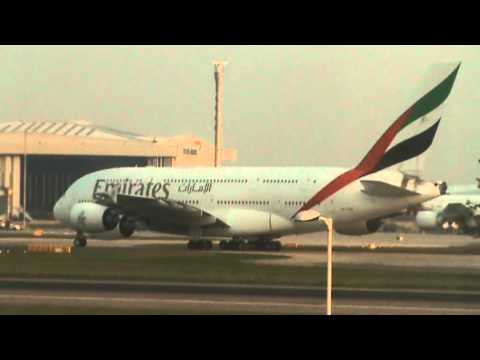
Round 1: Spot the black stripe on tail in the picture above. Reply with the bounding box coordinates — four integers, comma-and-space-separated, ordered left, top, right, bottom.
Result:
371, 119, 441, 175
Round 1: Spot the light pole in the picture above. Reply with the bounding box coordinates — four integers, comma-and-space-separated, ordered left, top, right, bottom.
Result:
213, 60, 228, 168
23, 129, 27, 229
318, 216, 334, 315
294, 210, 334, 315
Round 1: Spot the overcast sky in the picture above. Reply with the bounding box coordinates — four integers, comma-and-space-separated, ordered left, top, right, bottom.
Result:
0, 45, 478, 184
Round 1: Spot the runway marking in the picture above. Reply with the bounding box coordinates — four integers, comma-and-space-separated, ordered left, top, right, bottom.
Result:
1, 293, 480, 313
0, 293, 321, 308
336, 304, 480, 313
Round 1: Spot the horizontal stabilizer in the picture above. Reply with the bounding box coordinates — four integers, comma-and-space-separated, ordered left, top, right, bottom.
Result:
361, 180, 419, 198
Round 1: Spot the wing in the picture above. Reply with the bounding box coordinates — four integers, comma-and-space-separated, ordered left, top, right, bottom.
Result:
94, 192, 228, 230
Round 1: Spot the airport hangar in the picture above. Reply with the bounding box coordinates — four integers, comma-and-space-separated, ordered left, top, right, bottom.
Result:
0, 120, 237, 219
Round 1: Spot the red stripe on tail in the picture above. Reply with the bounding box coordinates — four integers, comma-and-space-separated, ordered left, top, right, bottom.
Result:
296, 107, 414, 214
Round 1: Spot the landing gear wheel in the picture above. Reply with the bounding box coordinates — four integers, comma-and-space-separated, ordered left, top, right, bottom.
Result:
188, 240, 200, 250
254, 241, 265, 251
74, 237, 87, 248
273, 240, 282, 251
255, 239, 281, 251
219, 240, 237, 250
219, 240, 228, 250
187, 240, 213, 250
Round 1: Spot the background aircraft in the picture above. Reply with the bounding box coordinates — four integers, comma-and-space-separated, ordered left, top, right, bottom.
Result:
416, 182, 480, 235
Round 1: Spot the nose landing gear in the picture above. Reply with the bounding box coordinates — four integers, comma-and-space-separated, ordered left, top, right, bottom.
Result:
74, 231, 87, 248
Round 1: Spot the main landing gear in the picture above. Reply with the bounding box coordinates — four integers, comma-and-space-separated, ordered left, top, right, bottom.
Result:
187, 239, 213, 250
74, 231, 87, 248
253, 239, 282, 251
218, 238, 282, 251
219, 238, 246, 250
186, 237, 282, 251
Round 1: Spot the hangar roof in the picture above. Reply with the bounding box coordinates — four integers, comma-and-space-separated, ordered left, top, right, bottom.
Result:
0, 120, 183, 158
0, 120, 237, 164
0, 120, 153, 141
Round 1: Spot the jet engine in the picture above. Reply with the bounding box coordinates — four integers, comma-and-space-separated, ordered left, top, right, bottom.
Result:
415, 210, 442, 229
90, 216, 136, 240
335, 219, 382, 236
69, 202, 119, 233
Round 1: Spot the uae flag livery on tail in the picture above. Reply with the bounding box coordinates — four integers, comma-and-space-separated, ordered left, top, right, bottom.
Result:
296, 63, 461, 215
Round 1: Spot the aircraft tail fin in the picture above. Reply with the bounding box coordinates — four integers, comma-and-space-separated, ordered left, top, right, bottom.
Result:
294, 62, 460, 216
397, 62, 459, 177
397, 115, 427, 177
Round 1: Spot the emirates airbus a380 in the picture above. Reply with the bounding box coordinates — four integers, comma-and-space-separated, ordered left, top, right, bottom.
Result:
54, 64, 460, 250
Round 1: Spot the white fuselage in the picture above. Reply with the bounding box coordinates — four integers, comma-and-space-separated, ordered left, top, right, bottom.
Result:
54, 166, 441, 238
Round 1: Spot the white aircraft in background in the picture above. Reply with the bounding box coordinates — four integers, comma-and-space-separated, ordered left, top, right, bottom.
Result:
416, 183, 480, 235
54, 64, 460, 250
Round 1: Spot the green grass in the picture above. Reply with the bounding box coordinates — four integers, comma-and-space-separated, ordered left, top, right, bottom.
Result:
1, 244, 480, 291
0, 245, 298, 284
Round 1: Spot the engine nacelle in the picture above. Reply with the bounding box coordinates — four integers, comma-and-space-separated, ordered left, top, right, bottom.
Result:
415, 210, 442, 229
335, 219, 382, 236
90, 216, 136, 240
69, 202, 119, 233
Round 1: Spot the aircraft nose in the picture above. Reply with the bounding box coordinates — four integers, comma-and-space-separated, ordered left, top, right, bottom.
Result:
53, 199, 60, 220
53, 196, 65, 222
